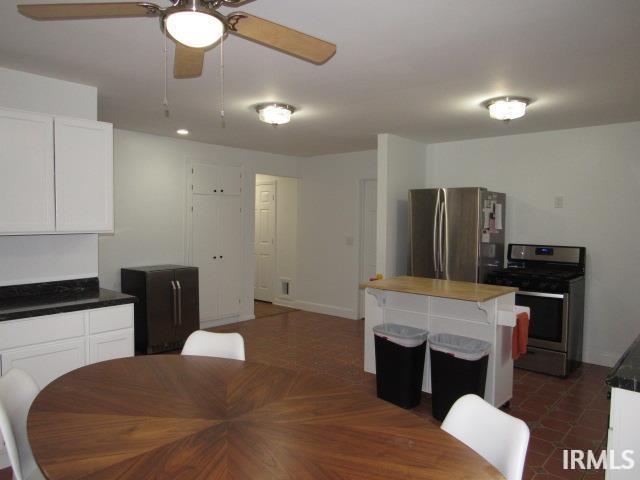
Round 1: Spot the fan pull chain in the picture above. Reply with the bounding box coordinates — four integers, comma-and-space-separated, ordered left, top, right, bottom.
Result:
162, 21, 170, 117
220, 33, 225, 128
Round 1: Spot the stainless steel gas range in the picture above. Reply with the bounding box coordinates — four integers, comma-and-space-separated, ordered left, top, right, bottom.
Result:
486, 244, 586, 377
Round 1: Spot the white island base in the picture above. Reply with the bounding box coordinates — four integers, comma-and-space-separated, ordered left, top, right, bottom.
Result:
363, 277, 518, 408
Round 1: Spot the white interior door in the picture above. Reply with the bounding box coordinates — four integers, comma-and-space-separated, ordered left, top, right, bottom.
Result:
359, 180, 378, 317
254, 182, 275, 302
192, 195, 220, 322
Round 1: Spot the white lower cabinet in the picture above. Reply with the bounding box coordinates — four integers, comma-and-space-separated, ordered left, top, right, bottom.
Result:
0, 303, 134, 467
0, 338, 86, 389
0, 304, 134, 389
88, 329, 134, 364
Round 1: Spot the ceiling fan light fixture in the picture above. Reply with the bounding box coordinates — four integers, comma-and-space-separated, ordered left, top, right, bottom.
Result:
256, 103, 296, 125
166, 11, 224, 49
485, 96, 530, 121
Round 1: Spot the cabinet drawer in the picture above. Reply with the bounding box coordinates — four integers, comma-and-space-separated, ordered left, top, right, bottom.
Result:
89, 304, 134, 334
0, 338, 86, 389
88, 329, 134, 364
0, 311, 85, 350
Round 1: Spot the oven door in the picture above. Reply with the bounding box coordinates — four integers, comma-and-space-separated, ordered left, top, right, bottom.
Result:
516, 291, 569, 352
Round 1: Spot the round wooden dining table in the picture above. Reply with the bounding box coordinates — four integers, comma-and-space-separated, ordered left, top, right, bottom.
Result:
28, 355, 504, 479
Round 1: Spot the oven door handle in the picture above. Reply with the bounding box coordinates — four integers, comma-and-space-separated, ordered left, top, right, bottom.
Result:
518, 290, 566, 299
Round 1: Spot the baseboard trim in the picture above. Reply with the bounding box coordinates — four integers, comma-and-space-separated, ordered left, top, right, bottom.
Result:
272, 299, 297, 309
200, 314, 255, 329
294, 301, 359, 320
582, 350, 619, 368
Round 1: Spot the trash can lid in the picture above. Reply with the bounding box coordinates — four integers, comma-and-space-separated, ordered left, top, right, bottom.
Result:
428, 333, 491, 361
373, 323, 429, 346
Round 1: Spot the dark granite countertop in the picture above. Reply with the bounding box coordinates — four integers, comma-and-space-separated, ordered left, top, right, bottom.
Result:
606, 334, 640, 392
0, 278, 136, 322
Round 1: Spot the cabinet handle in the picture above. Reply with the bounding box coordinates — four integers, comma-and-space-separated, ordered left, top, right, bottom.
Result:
220, 255, 223, 259
213, 256, 217, 260
176, 281, 182, 326
171, 281, 177, 327
221, 189, 224, 193
213, 189, 217, 193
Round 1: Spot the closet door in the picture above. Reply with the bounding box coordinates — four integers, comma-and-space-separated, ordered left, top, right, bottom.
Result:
192, 195, 220, 321
54, 116, 113, 233
0, 109, 55, 233
218, 195, 242, 317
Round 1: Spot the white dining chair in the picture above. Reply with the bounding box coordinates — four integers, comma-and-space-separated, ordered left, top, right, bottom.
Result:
0, 369, 45, 480
181, 330, 246, 360
441, 394, 530, 480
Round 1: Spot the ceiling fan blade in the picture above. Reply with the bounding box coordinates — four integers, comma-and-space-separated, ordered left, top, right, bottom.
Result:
17, 2, 161, 20
221, 0, 257, 6
174, 43, 205, 79
228, 12, 336, 65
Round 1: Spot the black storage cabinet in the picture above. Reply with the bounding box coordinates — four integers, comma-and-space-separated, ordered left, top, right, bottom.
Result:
374, 323, 428, 409
429, 333, 491, 421
122, 265, 199, 354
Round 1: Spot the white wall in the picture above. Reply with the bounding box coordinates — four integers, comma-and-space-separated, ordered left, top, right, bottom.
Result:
0, 67, 97, 120
255, 174, 299, 306
424, 121, 640, 366
0, 67, 98, 286
377, 134, 427, 277
297, 150, 377, 319
98, 129, 299, 322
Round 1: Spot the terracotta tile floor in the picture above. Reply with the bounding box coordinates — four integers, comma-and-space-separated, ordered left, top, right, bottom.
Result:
0, 308, 610, 480
210, 308, 610, 480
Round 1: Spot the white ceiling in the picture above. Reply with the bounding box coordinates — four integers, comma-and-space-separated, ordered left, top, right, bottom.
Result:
1, 0, 639, 156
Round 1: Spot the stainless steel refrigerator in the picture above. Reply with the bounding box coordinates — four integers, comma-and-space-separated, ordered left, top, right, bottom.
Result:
408, 188, 506, 283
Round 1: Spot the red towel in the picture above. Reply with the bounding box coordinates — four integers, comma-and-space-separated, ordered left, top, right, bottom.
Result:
512, 312, 530, 360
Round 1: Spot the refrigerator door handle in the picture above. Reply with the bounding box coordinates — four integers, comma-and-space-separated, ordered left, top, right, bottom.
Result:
171, 281, 177, 327
433, 194, 440, 277
438, 200, 445, 277
176, 281, 182, 326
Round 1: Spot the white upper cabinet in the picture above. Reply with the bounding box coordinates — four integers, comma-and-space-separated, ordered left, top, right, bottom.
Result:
55, 117, 113, 232
0, 109, 55, 233
0, 108, 113, 235
192, 164, 241, 195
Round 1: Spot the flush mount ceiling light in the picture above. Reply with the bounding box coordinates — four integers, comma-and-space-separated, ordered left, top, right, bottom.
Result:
256, 103, 296, 126
176, 128, 190, 135
484, 96, 531, 121
165, 1, 225, 49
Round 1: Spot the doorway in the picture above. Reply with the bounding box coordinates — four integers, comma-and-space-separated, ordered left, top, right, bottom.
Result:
254, 174, 298, 309
358, 179, 378, 318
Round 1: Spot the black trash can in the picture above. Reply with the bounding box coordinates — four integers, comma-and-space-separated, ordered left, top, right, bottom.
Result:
428, 333, 491, 421
373, 323, 428, 409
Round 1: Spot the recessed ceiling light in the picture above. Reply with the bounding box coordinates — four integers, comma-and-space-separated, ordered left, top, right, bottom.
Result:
256, 103, 296, 126
484, 96, 531, 121
176, 129, 189, 135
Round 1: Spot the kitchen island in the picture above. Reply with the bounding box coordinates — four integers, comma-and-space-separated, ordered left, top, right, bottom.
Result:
361, 276, 518, 408
605, 334, 640, 479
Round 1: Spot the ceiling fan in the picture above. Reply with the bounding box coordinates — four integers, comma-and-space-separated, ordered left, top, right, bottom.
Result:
17, 1, 337, 78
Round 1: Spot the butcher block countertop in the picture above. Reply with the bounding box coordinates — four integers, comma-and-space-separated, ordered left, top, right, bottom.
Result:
360, 276, 518, 302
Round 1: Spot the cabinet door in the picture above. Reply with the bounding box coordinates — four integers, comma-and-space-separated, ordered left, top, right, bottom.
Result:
88, 329, 134, 364
219, 195, 242, 317
147, 270, 178, 347
54, 116, 113, 232
218, 165, 241, 195
0, 109, 55, 233
0, 338, 86, 389
192, 164, 241, 195
192, 195, 220, 321
174, 268, 200, 339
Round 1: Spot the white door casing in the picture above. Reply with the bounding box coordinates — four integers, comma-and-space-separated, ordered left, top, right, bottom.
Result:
254, 182, 275, 302
359, 179, 378, 318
